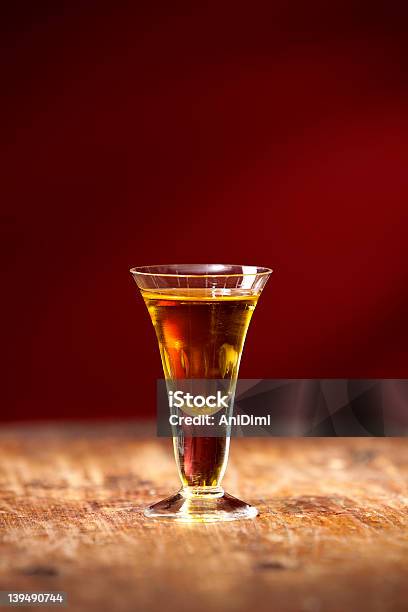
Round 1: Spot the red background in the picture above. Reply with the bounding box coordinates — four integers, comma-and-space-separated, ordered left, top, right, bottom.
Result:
3, 2, 408, 421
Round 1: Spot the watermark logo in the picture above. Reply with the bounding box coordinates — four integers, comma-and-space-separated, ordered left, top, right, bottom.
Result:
168, 390, 230, 411
157, 379, 408, 437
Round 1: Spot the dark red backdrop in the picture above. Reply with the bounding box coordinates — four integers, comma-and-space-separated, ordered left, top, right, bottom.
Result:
3, 2, 408, 421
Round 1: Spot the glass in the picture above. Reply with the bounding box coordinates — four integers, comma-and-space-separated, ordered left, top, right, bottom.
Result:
130, 264, 272, 521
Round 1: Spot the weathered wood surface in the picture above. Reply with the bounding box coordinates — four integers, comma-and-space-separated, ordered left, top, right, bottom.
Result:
0, 423, 407, 612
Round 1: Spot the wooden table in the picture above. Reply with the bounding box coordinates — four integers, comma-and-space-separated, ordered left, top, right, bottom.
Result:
0, 423, 407, 611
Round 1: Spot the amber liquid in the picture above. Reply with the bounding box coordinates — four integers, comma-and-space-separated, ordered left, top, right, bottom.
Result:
142, 288, 258, 488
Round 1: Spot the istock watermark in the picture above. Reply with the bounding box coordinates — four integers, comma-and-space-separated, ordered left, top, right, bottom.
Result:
157, 379, 408, 437
168, 390, 230, 410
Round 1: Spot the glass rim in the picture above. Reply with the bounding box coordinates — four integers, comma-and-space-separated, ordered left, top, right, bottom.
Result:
129, 264, 273, 279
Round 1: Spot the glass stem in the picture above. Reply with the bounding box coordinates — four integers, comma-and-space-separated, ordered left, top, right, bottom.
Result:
173, 434, 231, 489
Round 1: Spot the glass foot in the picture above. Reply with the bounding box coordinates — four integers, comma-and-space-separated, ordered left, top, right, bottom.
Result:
143, 487, 258, 522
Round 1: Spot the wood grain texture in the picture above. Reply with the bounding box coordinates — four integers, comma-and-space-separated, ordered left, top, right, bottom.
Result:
0, 423, 407, 612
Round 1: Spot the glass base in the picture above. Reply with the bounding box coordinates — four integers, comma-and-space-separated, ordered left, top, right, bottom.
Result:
143, 487, 258, 522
